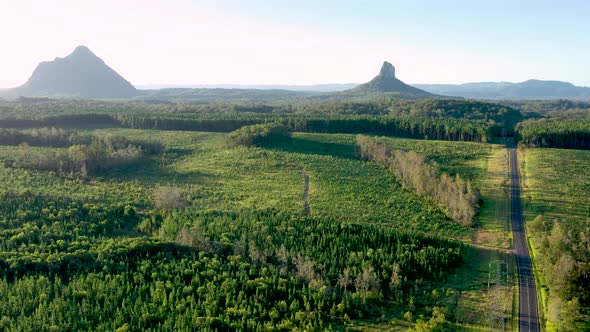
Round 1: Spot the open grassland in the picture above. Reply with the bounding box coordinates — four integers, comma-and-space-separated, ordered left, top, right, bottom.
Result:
520, 148, 590, 225
288, 133, 491, 181
86, 130, 502, 237
0, 130, 503, 238
476, 146, 511, 249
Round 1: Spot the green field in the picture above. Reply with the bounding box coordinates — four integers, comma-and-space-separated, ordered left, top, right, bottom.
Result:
0, 127, 517, 330
521, 148, 590, 225
0, 129, 501, 233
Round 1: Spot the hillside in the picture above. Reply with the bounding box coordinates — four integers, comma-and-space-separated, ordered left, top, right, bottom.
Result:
12, 46, 138, 99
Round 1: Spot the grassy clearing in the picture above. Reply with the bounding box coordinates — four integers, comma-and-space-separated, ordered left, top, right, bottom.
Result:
289, 133, 492, 181
444, 247, 516, 331
520, 148, 590, 225
439, 146, 515, 331
0, 129, 489, 234
89, 130, 501, 236
475, 146, 511, 248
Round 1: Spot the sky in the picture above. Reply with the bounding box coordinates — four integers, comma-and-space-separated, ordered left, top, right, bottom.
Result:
0, 0, 589, 88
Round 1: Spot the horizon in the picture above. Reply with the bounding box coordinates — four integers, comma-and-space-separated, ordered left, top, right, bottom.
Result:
1, 0, 590, 88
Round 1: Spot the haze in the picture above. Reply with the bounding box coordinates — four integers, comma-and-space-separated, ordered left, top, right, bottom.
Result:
1, 0, 589, 88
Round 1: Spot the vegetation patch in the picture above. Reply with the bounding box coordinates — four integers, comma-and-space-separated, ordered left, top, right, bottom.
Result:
0, 126, 510, 330
356, 135, 480, 226
226, 123, 292, 148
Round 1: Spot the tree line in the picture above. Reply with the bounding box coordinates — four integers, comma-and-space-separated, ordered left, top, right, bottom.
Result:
517, 118, 590, 150
0, 112, 492, 143
116, 114, 492, 143
0, 96, 521, 121
0, 128, 163, 177
355, 135, 480, 226
0, 127, 163, 152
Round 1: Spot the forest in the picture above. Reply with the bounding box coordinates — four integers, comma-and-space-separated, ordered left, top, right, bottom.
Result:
0, 112, 492, 143
516, 118, 590, 149
0, 98, 511, 142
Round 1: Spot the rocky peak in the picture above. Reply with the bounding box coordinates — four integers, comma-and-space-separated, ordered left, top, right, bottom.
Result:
379, 61, 395, 78
68, 45, 100, 61
345, 61, 432, 97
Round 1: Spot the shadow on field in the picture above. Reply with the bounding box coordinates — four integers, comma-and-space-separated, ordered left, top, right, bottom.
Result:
268, 137, 357, 159
98, 157, 214, 185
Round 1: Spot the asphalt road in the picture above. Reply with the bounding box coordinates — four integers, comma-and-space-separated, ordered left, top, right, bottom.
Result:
509, 146, 541, 332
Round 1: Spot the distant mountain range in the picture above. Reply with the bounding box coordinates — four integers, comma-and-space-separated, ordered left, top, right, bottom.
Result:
139, 61, 434, 101
2, 46, 589, 101
136, 80, 590, 100
141, 88, 309, 102
138, 62, 430, 97
138, 75, 590, 101
414, 80, 590, 100
137, 83, 359, 93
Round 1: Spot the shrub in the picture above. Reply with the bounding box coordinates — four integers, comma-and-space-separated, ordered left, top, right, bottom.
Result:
153, 186, 186, 209
226, 123, 292, 148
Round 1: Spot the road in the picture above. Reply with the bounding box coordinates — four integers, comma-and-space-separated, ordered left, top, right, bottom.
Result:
509, 145, 541, 331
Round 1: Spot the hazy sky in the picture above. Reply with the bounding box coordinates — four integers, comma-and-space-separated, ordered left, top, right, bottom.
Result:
1, 0, 589, 87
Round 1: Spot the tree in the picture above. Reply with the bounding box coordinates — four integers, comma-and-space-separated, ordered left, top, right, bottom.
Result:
390, 263, 402, 290
354, 266, 380, 298
337, 268, 352, 294
153, 186, 186, 209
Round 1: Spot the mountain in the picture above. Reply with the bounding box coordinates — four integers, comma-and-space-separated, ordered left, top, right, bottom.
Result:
502, 80, 590, 99
12, 46, 138, 99
414, 80, 590, 100
342, 61, 433, 98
